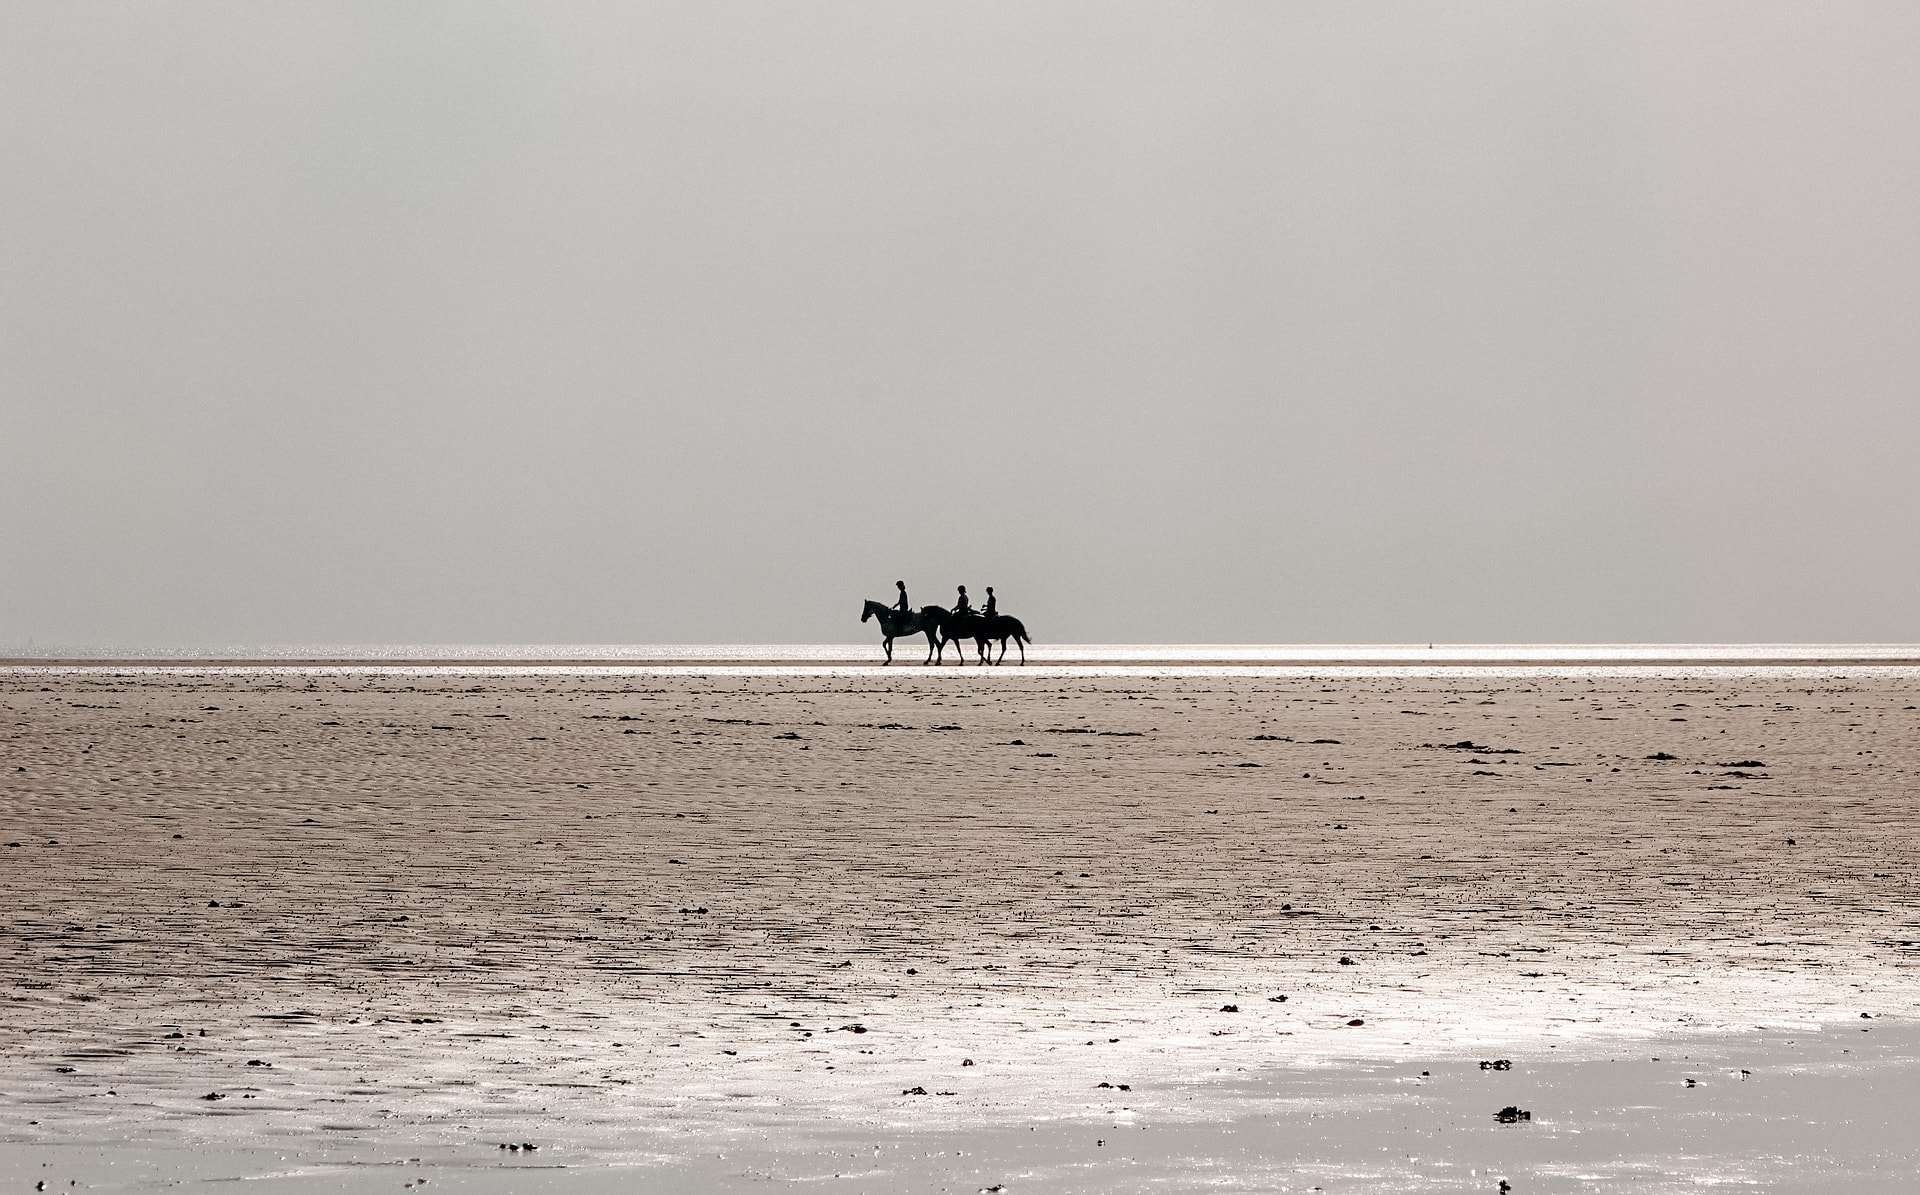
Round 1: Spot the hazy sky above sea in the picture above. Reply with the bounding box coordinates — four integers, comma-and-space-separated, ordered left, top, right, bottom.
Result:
4, 2, 1918, 646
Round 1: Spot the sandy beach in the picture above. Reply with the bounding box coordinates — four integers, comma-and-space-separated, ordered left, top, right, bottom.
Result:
4, 662, 1918, 1190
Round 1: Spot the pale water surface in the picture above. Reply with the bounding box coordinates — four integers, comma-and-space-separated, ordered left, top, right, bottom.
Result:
6, 642, 1919, 663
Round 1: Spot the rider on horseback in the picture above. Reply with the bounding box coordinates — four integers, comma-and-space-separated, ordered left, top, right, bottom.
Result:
982, 587, 997, 618
953, 585, 974, 617
894, 580, 911, 616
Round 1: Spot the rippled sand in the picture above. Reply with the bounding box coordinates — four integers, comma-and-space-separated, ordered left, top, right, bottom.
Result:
3, 665, 1918, 1188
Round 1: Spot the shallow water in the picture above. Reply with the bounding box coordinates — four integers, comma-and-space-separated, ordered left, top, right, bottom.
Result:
6, 641, 1920, 664
6, 1023, 1918, 1192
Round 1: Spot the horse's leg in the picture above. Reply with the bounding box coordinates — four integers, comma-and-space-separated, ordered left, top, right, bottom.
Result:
1017, 636, 1026, 664
882, 635, 893, 664
925, 630, 938, 665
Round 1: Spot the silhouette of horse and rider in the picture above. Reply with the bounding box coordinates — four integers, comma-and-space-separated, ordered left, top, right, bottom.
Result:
860, 580, 1031, 665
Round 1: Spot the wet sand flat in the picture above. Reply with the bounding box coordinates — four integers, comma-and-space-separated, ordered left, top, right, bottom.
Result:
3, 665, 1918, 1188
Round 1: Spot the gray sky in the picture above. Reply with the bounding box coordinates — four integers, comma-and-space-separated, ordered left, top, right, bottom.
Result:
4, 2, 1918, 646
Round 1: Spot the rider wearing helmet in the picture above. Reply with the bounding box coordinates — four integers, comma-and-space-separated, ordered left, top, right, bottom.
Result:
953, 585, 974, 617
982, 587, 998, 618
894, 580, 911, 615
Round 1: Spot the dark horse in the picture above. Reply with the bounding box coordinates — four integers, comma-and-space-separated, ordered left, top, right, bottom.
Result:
861, 599, 944, 664
976, 613, 1031, 664
932, 610, 1031, 665
930, 608, 978, 664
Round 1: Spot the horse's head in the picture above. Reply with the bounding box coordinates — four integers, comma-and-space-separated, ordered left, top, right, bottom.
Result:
860, 600, 875, 622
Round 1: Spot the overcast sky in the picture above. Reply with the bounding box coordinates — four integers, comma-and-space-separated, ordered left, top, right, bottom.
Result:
4, 2, 1918, 646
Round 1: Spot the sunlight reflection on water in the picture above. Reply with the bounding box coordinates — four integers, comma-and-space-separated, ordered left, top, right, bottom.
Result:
7, 642, 1920, 664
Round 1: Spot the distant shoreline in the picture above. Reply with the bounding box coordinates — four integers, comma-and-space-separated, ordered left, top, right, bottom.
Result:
6, 645, 1920, 669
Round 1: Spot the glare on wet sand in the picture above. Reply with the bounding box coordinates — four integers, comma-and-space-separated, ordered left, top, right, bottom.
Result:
2, 661, 1917, 1190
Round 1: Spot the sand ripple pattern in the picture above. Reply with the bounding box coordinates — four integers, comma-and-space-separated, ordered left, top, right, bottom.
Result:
2, 668, 1917, 1145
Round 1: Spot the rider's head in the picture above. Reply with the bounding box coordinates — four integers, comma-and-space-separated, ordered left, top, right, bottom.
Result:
896, 580, 905, 589
986, 587, 994, 594
957, 585, 967, 593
